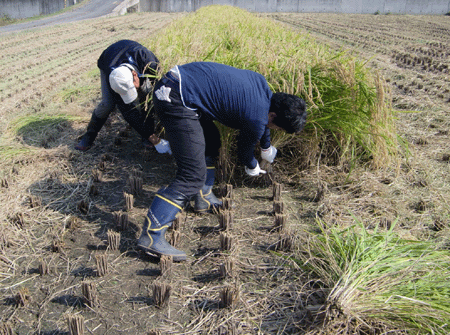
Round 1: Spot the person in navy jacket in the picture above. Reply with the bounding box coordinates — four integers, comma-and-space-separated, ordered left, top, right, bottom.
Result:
138, 62, 307, 261
75, 39, 171, 154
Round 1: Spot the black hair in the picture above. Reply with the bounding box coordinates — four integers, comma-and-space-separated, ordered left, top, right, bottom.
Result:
269, 93, 307, 134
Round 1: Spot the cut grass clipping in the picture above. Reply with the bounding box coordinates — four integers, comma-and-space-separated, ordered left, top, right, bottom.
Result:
290, 220, 450, 334
144, 5, 399, 176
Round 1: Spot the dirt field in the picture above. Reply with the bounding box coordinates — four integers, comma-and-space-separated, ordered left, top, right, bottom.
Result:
0, 11, 449, 335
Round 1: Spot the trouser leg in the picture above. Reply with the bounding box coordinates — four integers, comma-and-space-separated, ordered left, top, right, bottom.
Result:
75, 70, 114, 151
162, 114, 206, 198
194, 156, 223, 213
153, 74, 207, 198
194, 117, 222, 212
141, 73, 206, 262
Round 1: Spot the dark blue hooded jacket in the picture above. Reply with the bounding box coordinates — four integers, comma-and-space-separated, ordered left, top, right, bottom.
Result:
177, 62, 273, 169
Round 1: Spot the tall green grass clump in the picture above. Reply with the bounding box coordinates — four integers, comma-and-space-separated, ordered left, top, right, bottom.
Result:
294, 220, 450, 334
144, 5, 398, 177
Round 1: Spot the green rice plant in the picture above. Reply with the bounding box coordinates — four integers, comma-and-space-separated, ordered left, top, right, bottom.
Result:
11, 114, 79, 135
143, 5, 399, 177
292, 219, 450, 333
216, 123, 239, 184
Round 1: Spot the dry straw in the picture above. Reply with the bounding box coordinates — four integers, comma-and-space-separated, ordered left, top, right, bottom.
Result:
219, 257, 234, 279
95, 253, 108, 277
0, 322, 14, 335
38, 259, 49, 276
219, 209, 233, 231
152, 282, 171, 308
113, 211, 129, 231
81, 280, 99, 308
219, 285, 239, 309
107, 230, 120, 251
124, 192, 134, 211
160, 255, 173, 277
15, 287, 30, 307
66, 313, 85, 335
220, 232, 233, 251
172, 211, 186, 231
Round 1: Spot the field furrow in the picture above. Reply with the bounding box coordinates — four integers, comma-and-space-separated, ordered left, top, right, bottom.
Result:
266, 13, 450, 111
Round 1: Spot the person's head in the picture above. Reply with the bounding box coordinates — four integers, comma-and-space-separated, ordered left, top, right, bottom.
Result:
268, 93, 307, 134
109, 64, 140, 104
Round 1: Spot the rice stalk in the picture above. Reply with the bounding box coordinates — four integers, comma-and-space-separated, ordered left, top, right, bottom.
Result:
292, 219, 450, 333
143, 5, 399, 178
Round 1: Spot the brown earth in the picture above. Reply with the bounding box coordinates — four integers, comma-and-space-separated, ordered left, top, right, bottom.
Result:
0, 11, 449, 335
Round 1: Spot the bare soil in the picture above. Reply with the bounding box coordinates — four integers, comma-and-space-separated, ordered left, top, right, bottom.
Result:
0, 12, 449, 335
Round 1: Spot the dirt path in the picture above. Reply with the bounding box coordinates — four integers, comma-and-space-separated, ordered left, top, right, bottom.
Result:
0, 0, 124, 35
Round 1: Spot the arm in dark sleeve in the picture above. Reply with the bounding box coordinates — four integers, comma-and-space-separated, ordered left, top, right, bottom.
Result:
236, 124, 262, 169
136, 48, 159, 74
259, 127, 271, 150
116, 100, 155, 139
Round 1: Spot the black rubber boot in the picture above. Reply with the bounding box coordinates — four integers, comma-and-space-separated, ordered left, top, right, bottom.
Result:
75, 114, 107, 151
194, 157, 222, 213
138, 187, 189, 262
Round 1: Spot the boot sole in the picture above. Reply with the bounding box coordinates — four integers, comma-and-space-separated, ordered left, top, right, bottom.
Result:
138, 245, 187, 262
194, 206, 221, 214
194, 209, 218, 214
74, 145, 92, 151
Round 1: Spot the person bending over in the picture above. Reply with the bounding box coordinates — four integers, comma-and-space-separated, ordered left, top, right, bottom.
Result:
75, 39, 170, 154
138, 62, 307, 261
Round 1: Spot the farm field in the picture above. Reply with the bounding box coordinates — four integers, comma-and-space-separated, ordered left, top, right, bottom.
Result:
1, 9, 449, 335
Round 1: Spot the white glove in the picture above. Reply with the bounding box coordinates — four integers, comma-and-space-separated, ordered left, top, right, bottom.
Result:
140, 78, 153, 95
261, 145, 277, 164
245, 162, 267, 177
154, 139, 172, 154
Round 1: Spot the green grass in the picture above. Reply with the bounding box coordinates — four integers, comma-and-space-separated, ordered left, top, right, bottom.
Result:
0, 14, 17, 27
292, 219, 450, 334
0, 145, 32, 161
11, 114, 80, 136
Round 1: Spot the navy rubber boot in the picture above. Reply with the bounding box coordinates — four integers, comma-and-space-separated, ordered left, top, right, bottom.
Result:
194, 185, 223, 213
138, 187, 189, 262
194, 157, 222, 213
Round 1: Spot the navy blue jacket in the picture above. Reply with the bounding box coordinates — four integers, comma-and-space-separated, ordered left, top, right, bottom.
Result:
177, 62, 273, 169
98, 40, 159, 79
